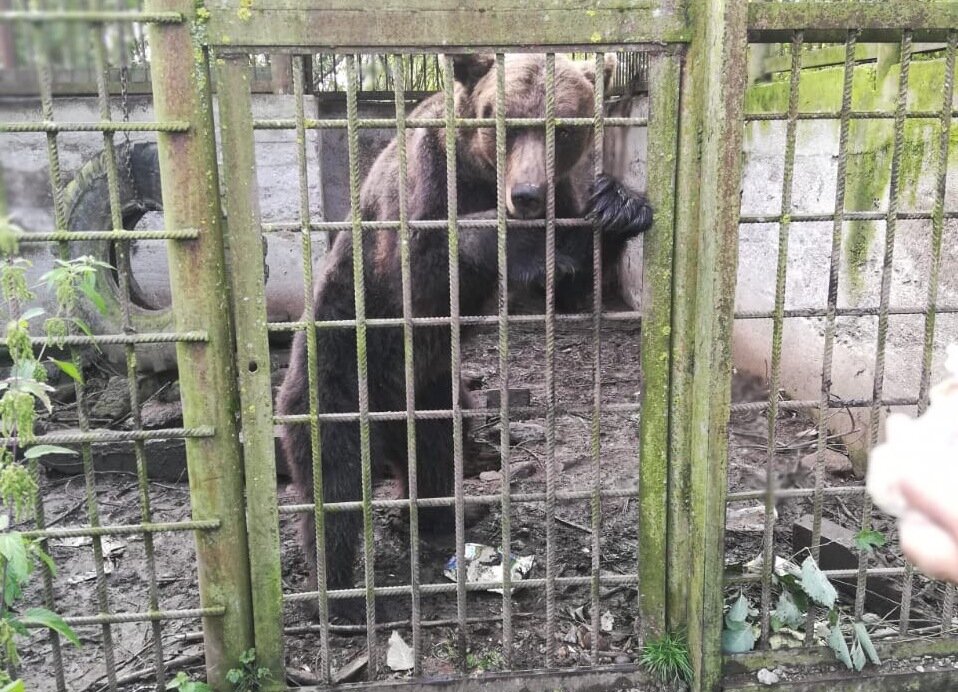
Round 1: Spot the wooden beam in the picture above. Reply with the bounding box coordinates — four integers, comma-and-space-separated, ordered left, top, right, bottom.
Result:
205, 3, 689, 49
749, 1, 958, 43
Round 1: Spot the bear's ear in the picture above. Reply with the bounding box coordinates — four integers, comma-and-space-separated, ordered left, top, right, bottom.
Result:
451, 53, 496, 90
580, 53, 618, 93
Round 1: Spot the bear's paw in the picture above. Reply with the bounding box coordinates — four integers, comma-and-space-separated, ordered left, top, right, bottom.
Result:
586, 174, 653, 240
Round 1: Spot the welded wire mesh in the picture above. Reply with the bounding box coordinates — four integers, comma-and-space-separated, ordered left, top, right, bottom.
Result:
241, 48, 655, 684
730, 28, 958, 653
309, 51, 649, 96
0, 8, 222, 691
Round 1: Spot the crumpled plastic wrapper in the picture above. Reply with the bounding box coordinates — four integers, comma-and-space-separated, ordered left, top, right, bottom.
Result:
866, 344, 958, 518
443, 543, 534, 594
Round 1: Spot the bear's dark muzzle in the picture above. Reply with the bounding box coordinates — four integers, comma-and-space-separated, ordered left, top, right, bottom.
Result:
511, 182, 546, 218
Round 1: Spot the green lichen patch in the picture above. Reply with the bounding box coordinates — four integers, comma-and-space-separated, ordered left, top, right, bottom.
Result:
744, 54, 956, 298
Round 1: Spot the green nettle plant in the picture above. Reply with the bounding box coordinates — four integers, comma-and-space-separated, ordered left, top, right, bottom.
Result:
164, 649, 271, 692
225, 649, 273, 691
0, 215, 111, 687
721, 556, 881, 673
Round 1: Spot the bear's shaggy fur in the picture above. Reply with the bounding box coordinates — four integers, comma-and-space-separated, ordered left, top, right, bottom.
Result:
359, 53, 612, 224
276, 53, 653, 621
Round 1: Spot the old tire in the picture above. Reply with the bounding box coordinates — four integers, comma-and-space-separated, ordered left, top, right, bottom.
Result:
62, 142, 177, 372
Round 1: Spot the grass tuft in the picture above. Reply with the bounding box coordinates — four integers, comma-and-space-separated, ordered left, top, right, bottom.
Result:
640, 630, 693, 684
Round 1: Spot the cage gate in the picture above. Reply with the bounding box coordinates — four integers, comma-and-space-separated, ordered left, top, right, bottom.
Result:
718, 5, 958, 692
5, 1, 958, 691
209, 1, 958, 687
211, 1, 683, 688
0, 1, 253, 690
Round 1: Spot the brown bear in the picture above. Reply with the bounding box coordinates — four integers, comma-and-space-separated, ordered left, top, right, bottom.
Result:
277, 53, 653, 622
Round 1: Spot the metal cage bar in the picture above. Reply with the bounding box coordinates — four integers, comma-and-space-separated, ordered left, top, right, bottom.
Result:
853, 28, 911, 624
758, 29, 802, 648
252, 116, 648, 130
441, 52, 469, 665
921, 32, 958, 633
0, 120, 189, 133
543, 51, 559, 669
345, 53, 380, 677
293, 53, 334, 683
291, 48, 335, 684
28, 5, 118, 686
742, 210, 958, 223
274, 402, 643, 424
267, 311, 642, 331
389, 51, 425, 677
278, 486, 642, 515
263, 217, 604, 234
9, 10, 61, 691
493, 51, 515, 670
744, 110, 958, 123
588, 50, 606, 668
287, 573, 639, 601
14, 230, 200, 241
88, 7, 166, 685
0, 9, 182, 23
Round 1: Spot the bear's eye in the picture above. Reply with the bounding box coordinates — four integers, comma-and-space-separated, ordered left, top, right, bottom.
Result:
481, 104, 493, 120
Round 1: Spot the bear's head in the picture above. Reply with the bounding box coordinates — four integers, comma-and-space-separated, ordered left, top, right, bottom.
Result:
453, 53, 616, 219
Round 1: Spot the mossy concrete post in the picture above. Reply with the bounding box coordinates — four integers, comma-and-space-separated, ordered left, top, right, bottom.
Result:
216, 55, 286, 686
145, 0, 255, 685
639, 51, 681, 642
674, 0, 748, 690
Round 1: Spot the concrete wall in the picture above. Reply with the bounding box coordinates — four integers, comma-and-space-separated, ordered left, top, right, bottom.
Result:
2, 93, 327, 332
604, 95, 649, 309
738, 56, 958, 465
1, 94, 441, 328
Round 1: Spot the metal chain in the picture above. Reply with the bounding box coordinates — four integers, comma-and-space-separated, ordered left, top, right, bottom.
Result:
118, 47, 134, 203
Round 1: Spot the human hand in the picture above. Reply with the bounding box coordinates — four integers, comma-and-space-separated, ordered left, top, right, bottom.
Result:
867, 344, 958, 581
897, 477, 958, 583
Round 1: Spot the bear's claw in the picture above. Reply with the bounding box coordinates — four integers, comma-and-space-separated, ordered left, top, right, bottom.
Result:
586, 173, 653, 239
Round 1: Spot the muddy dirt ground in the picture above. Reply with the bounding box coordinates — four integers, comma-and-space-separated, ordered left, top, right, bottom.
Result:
16, 321, 947, 690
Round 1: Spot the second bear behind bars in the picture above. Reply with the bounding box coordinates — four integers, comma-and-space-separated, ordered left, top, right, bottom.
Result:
276, 53, 653, 622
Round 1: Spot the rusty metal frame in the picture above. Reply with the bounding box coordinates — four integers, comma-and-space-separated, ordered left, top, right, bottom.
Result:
0, 1, 254, 690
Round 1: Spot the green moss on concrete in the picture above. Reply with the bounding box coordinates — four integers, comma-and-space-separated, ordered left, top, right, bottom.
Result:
907, 60, 949, 111
844, 139, 891, 295
744, 74, 789, 114
744, 55, 955, 295
899, 121, 933, 206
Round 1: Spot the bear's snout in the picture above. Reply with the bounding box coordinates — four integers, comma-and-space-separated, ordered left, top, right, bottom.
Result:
510, 182, 546, 218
